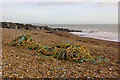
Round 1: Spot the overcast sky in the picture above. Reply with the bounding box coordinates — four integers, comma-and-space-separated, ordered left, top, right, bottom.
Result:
1, 0, 118, 24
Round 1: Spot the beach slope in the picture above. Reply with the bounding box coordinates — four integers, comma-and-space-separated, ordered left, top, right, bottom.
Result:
2, 28, 119, 78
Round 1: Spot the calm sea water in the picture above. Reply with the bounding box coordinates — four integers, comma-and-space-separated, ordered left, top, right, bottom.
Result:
38, 24, 118, 42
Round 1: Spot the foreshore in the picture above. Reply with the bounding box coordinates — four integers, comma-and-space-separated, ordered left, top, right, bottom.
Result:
1, 28, 119, 78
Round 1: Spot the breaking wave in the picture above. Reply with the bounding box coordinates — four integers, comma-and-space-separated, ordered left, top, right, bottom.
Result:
70, 31, 118, 42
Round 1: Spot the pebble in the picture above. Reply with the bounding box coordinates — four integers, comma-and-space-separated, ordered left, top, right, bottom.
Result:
0, 72, 1, 75
87, 76, 90, 78
0, 50, 2, 53
2, 29, 119, 78
109, 68, 112, 70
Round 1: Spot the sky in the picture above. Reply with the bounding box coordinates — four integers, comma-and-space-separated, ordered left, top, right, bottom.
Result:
0, 0, 118, 24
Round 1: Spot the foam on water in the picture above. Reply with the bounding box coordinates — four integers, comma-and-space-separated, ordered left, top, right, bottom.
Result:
39, 24, 118, 42
70, 31, 118, 42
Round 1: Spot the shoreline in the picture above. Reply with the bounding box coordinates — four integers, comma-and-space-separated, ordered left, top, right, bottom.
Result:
70, 32, 119, 42
1, 22, 118, 43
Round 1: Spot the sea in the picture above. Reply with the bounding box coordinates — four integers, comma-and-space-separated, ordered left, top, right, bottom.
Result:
38, 24, 119, 42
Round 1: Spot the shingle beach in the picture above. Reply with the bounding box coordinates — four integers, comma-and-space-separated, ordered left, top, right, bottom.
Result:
2, 28, 119, 79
